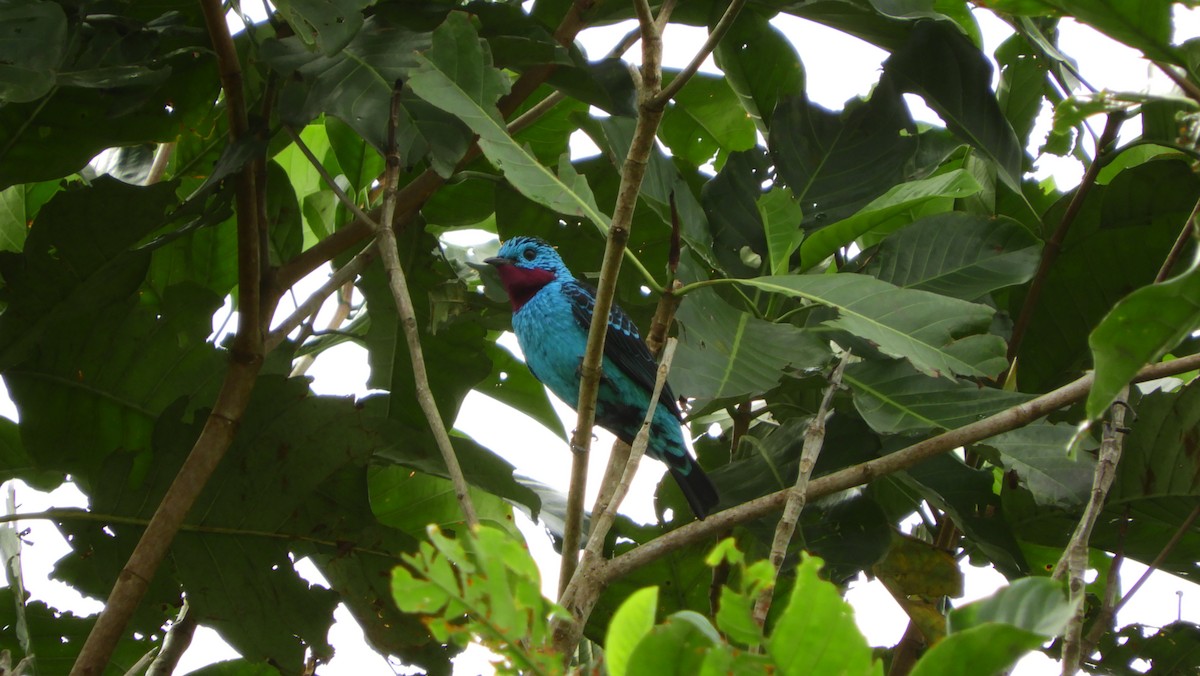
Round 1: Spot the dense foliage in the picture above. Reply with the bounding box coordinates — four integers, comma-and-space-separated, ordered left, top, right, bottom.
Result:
1, 0, 1199, 674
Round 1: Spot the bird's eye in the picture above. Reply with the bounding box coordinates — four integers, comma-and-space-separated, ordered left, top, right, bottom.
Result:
522, 249, 537, 261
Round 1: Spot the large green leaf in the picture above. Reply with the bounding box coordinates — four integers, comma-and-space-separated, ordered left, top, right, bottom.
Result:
606, 587, 659, 676
701, 148, 770, 277
995, 32, 1053, 157
407, 12, 609, 228
734, 273, 1007, 378
985, 0, 1178, 64
1013, 160, 1200, 391
863, 212, 1041, 299
767, 556, 881, 675
0, 1, 66, 103
882, 21, 1024, 191
673, 288, 830, 405
770, 80, 917, 231
274, 0, 371, 56
977, 422, 1097, 508
845, 359, 1033, 434
799, 169, 981, 270
658, 71, 757, 167
712, 9, 805, 133
1087, 259, 1200, 419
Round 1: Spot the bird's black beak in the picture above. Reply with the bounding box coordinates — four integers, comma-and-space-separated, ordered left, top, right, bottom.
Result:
484, 256, 512, 267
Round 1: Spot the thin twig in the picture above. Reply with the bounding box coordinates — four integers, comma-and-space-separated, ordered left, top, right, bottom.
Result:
1081, 509, 1129, 655
1105, 502, 1200, 619
1056, 387, 1130, 674
144, 143, 175, 186
1155, 197, 1200, 283
288, 280, 357, 378
1153, 60, 1200, 105
375, 83, 478, 529
557, 0, 669, 594
284, 125, 377, 227
146, 603, 196, 676
752, 351, 849, 627
70, 2, 268, 672
266, 248, 374, 352
652, 0, 747, 107
1006, 113, 1125, 369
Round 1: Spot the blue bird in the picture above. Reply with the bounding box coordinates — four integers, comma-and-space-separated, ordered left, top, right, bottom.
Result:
485, 236, 719, 519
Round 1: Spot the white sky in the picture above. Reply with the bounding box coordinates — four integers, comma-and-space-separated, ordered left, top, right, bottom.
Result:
3, 5, 1200, 676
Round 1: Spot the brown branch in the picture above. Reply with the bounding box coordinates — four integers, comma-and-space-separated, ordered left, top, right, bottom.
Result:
1006, 113, 1125, 368
1155, 198, 1200, 283
1056, 388, 1129, 674
753, 351, 849, 626
651, 0, 746, 107
376, 84, 478, 529
284, 125, 377, 227
70, 2, 268, 672
266, 247, 374, 352
556, 0, 668, 593
1081, 509, 1129, 655
586, 352, 1200, 599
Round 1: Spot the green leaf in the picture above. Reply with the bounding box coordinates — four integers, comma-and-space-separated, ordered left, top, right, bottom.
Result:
408, 13, 609, 229
712, 10, 804, 133
979, 422, 1097, 508
768, 556, 880, 676
1088, 260, 1200, 419
274, 0, 371, 55
883, 21, 1024, 191
0, 1, 66, 103
864, 212, 1041, 299
800, 168, 981, 270
627, 611, 720, 676
606, 587, 659, 676
659, 71, 757, 167
909, 623, 1050, 676
996, 32, 1053, 154
845, 359, 1032, 434
265, 160, 303, 266
0, 185, 30, 253
1013, 160, 1200, 391
673, 287, 831, 404
948, 576, 1076, 636
716, 585, 765, 647
369, 466, 515, 536
325, 115, 385, 195
759, 187, 805, 276
770, 80, 918, 231
734, 273, 1007, 378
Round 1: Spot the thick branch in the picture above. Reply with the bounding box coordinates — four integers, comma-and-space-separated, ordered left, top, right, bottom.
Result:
70, 2, 268, 672
752, 351, 849, 626
376, 85, 478, 529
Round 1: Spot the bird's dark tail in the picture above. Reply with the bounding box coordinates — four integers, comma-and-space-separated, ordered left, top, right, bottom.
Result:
668, 461, 719, 520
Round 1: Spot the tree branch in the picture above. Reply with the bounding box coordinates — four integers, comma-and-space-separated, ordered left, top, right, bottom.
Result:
1055, 388, 1129, 675
652, 0, 746, 107
266, 248, 374, 352
146, 603, 195, 676
557, 0, 669, 592
1155, 197, 1200, 283
1006, 112, 1125, 369
753, 351, 849, 626
376, 84, 478, 529
588, 352, 1200, 598
70, 2, 268, 671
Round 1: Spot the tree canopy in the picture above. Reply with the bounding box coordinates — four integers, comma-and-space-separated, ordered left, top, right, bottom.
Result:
1, 0, 1199, 674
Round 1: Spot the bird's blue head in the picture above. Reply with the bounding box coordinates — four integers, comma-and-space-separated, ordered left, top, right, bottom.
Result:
485, 236, 573, 311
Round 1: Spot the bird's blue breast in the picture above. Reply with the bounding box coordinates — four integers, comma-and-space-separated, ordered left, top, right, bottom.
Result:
511, 281, 688, 464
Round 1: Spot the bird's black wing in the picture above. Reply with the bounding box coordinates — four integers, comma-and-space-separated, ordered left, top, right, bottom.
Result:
562, 281, 682, 421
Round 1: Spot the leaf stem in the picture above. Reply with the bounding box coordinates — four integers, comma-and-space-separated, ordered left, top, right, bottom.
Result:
375, 83, 479, 529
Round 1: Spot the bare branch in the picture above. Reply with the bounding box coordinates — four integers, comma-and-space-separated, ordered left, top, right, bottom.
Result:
1056, 387, 1130, 674
266, 249, 374, 352
284, 125, 377, 227
753, 351, 849, 626
591, 352, 1200, 594
652, 0, 747, 107
146, 603, 196, 676
70, 2, 269, 671
1156, 197, 1200, 283
375, 83, 479, 529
